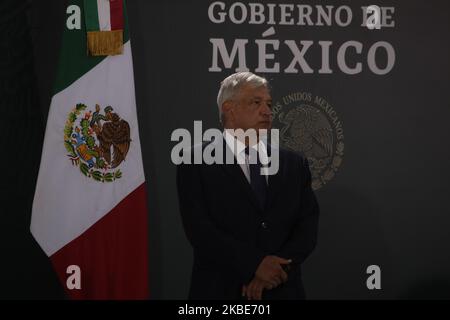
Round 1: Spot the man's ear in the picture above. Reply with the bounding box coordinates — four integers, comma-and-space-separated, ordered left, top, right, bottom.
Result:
222, 101, 234, 122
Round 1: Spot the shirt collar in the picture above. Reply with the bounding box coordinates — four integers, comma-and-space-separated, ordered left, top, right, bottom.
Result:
223, 129, 268, 160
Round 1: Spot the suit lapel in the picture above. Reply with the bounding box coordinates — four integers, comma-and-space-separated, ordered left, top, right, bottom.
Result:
221, 162, 262, 210
265, 145, 284, 211
214, 137, 262, 210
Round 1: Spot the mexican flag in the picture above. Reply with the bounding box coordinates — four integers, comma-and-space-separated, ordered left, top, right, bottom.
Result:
31, 0, 149, 299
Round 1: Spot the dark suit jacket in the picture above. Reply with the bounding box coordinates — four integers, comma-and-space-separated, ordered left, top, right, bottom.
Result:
176, 138, 319, 300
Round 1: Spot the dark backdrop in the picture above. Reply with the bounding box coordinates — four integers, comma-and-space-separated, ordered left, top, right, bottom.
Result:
1, 0, 449, 299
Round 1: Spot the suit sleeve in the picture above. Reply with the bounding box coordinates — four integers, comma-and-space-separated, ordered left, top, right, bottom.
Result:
176, 163, 266, 284
277, 156, 319, 266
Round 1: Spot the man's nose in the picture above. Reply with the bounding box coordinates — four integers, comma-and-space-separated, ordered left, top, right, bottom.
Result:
261, 103, 273, 116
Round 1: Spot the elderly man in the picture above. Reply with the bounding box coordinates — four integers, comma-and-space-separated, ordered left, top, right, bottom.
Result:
176, 72, 319, 300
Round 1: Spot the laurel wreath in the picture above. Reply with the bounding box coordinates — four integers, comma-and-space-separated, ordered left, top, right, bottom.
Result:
317, 142, 342, 187
64, 103, 122, 182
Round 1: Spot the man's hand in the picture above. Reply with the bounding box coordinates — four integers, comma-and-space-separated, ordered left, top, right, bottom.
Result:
255, 256, 291, 287
242, 278, 273, 300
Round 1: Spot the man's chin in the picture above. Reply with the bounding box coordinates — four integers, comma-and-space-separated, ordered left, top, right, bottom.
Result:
257, 122, 272, 131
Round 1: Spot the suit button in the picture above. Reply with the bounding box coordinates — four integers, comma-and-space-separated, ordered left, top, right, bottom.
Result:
261, 221, 268, 229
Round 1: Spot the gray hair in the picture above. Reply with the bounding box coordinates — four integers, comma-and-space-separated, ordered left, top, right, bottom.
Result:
217, 72, 268, 123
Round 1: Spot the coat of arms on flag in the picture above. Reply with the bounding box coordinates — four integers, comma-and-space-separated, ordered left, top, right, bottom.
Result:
65, 103, 131, 182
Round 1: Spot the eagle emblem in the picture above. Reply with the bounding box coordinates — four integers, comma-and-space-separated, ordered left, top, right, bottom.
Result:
64, 103, 131, 182
273, 94, 345, 190
279, 106, 334, 161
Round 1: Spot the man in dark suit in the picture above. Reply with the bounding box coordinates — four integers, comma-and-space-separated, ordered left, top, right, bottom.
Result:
176, 72, 319, 300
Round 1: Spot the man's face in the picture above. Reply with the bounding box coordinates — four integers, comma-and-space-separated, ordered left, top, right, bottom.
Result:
228, 84, 273, 132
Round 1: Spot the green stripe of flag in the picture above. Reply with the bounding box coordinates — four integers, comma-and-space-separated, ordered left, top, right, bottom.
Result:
83, 0, 99, 31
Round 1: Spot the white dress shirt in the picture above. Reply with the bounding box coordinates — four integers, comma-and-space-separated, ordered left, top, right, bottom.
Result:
223, 130, 269, 184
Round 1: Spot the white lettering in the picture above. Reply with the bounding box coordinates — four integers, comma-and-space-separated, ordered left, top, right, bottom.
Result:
279, 4, 294, 25
337, 41, 362, 74
209, 39, 249, 72
318, 41, 333, 73
171, 128, 191, 165
365, 5, 381, 30
66, 265, 81, 290
297, 5, 313, 26
335, 6, 352, 27
316, 5, 334, 26
249, 3, 265, 24
367, 41, 395, 75
229, 2, 247, 24
381, 7, 395, 27
255, 39, 280, 73
208, 1, 226, 24
66, 5, 81, 30
284, 40, 314, 73
366, 265, 381, 290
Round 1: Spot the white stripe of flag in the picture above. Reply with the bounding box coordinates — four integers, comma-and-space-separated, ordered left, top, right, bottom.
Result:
97, 0, 111, 31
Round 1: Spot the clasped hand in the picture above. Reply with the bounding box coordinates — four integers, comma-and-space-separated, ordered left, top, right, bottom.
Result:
242, 255, 291, 300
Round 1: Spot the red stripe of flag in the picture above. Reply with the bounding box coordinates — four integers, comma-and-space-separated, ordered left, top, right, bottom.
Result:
110, 0, 124, 30
50, 184, 149, 299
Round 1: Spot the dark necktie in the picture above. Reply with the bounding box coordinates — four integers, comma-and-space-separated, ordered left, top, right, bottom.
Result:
245, 147, 267, 208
